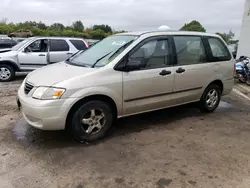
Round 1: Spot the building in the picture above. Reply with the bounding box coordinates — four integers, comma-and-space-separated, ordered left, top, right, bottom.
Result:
237, 0, 250, 58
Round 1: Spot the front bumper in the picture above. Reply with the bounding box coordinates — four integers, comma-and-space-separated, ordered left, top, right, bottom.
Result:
17, 86, 76, 130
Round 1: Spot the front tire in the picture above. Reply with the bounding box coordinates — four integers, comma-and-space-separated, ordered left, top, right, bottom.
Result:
68, 100, 114, 142
199, 84, 221, 113
0, 64, 15, 82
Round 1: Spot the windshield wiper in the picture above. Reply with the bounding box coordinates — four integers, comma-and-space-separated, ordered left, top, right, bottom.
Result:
92, 51, 114, 68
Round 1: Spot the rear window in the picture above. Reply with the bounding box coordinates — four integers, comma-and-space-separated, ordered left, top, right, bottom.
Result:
70, 40, 87, 50
50, 39, 69, 51
208, 37, 231, 61
0, 39, 16, 48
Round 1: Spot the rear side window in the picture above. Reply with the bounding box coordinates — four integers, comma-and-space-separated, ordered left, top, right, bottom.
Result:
70, 40, 87, 50
208, 37, 231, 61
174, 36, 207, 65
50, 39, 69, 51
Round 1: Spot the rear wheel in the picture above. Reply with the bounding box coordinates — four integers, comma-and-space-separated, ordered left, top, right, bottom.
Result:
239, 77, 246, 83
68, 100, 114, 142
198, 84, 221, 113
0, 64, 15, 82
246, 79, 250, 86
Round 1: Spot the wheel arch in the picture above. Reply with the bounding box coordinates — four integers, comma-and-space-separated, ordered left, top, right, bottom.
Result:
66, 94, 118, 129
207, 80, 224, 93
0, 60, 20, 71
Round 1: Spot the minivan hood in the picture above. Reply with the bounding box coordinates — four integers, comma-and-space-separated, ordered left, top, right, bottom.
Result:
27, 62, 96, 86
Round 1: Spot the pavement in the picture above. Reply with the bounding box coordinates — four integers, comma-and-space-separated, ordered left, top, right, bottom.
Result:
1, 76, 250, 188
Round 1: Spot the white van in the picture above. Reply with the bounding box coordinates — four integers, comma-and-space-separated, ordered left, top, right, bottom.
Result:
17, 31, 234, 142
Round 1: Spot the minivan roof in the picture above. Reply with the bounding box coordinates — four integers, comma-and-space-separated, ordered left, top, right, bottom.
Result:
29, 36, 85, 40
116, 30, 218, 37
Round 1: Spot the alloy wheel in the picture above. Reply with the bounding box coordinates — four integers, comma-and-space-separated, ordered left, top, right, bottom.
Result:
0, 68, 11, 80
206, 89, 218, 108
81, 109, 106, 134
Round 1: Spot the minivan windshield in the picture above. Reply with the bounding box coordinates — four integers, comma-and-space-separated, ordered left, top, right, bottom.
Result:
11, 38, 31, 51
68, 35, 137, 67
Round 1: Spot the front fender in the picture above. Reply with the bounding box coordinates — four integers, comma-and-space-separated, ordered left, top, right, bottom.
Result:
62, 86, 123, 116
0, 59, 19, 71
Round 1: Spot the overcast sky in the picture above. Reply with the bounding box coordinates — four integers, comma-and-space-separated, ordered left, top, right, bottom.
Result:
0, 0, 246, 37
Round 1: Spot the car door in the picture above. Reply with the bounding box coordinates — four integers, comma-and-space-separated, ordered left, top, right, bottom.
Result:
18, 39, 48, 68
48, 39, 71, 63
122, 36, 175, 116
172, 35, 214, 104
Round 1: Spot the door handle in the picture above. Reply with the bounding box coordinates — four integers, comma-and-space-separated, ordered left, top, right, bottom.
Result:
176, 67, 185, 74
38, 54, 45, 56
67, 52, 73, 55
159, 70, 171, 76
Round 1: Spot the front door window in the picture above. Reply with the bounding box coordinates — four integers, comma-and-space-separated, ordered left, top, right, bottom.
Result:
127, 38, 169, 70
26, 39, 48, 52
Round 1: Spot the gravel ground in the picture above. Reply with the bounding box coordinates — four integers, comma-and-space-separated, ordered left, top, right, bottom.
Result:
1, 77, 250, 188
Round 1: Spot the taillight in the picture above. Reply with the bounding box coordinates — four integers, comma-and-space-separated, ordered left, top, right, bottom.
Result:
85, 40, 89, 48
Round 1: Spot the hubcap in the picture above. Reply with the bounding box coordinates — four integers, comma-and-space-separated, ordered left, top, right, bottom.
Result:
0, 68, 11, 80
206, 89, 218, 108
81, 109, 106, 134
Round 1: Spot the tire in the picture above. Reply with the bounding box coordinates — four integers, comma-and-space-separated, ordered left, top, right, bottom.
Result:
0, 64, 15, 82
246, 79, 250, 86
68, 100, 114, 142
239, 78, 246, 83
198, 84, 222, 113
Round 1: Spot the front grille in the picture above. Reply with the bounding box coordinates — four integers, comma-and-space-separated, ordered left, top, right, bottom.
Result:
24, 82, 34, 95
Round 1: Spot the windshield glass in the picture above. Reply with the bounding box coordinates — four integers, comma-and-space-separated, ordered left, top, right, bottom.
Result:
69, 35, 137, 67
11, 38, 31, 51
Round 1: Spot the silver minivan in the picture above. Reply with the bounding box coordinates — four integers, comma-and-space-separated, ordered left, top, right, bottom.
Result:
17, 31, 234, 142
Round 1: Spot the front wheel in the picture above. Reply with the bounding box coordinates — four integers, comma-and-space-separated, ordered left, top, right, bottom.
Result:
0, 64, 15, 82
68, 100, 114, 142
198, 84, 221, 113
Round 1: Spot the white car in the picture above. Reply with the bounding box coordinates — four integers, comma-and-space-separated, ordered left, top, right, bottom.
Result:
0, 37, 89, 81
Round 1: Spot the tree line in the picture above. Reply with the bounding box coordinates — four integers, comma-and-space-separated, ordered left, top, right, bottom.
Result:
0, 19, 122, 39
0, 19, 235, 43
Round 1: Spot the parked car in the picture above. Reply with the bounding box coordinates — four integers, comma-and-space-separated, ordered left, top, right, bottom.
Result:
0, 37, 89, 81
0, 38, 17, 49
12, 37, 26, 43
17, 31, 234, 142
8, 29, 33, 38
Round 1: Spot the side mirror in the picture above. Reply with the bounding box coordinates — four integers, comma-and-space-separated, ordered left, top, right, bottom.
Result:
24, 47, 29, 53
124, 59, 141, 72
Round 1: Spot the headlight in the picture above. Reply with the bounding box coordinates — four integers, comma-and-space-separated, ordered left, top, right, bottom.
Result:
32, 87, 66, 100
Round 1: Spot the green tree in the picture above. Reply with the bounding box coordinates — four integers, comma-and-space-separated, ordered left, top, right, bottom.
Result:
72, 21, 84, 32
49, 23, 65, 31
180, 20, 206, 32
93, 24, 112, 33
216, 30, 235, 44
37, 21, 47, 30
89, 29, 106, 39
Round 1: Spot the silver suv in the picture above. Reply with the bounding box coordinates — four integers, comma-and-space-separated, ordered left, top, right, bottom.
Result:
17, 31, 234, 142
0, 37, 88, 81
